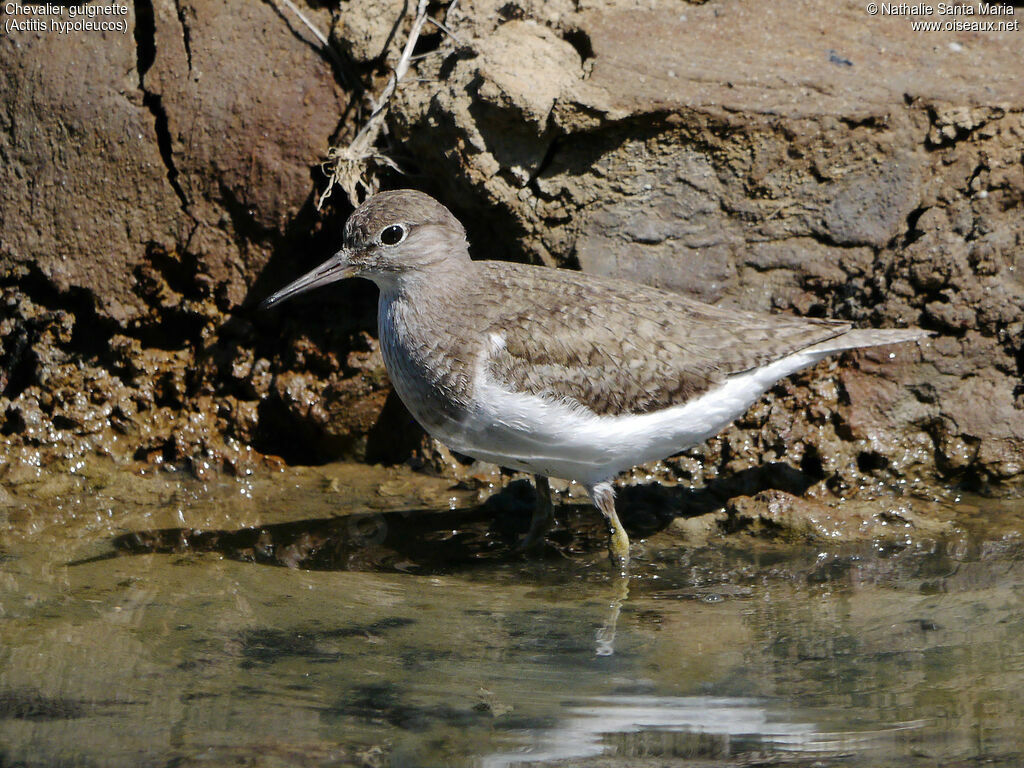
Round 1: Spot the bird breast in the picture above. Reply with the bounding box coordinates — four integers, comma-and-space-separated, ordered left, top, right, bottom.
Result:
377, 291, 476, 437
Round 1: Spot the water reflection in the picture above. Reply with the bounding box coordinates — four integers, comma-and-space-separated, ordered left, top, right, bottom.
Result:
483, 694, 921, 766
594, 579, 628, 657
93, 504, 596, 572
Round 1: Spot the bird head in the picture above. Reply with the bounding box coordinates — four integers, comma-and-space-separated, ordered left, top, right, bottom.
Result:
261, 189, 468, 308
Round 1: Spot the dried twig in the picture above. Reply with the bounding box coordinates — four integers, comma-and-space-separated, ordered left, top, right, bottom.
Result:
425, 15, 463, 45
317, 0, 433, 209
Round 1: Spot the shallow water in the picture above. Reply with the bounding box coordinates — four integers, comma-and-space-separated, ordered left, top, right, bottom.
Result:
2, 460, 1024, 767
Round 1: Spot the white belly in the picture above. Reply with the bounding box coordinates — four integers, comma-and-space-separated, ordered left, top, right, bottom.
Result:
434, 349, 829, 485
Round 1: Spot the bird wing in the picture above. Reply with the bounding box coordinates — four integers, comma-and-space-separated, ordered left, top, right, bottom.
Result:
474, 262, 850, 416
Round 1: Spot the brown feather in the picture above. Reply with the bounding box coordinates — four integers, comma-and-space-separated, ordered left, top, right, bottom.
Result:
459, 262, 851, 416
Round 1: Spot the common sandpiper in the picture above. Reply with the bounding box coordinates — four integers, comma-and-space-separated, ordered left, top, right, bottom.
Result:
263, 189, 929, 571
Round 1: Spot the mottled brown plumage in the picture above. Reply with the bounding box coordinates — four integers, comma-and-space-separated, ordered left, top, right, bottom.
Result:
474, 262, 851, 416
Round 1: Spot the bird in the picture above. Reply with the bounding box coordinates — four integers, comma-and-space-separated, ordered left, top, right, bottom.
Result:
262, 189, 929, 571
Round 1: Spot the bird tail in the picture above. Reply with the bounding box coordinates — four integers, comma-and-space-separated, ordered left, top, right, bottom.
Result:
803, 327, 933, 356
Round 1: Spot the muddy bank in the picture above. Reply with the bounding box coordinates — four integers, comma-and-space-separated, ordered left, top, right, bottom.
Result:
1, 0, 1022, 516
0, 453, 1008, 577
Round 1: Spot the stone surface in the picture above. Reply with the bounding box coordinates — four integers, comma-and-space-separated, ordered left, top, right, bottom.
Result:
0, 0, 356, 469
1, 0, 1022, 512
0, 20, 182, 323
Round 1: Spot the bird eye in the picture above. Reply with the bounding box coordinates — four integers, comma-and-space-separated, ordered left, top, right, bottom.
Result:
379, 224, 406, 246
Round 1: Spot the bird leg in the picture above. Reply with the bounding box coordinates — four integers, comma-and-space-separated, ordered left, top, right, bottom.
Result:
518, 474, 555, 551
589, 481, 630, 572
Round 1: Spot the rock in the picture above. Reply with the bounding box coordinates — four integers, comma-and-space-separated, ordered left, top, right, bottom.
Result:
0, 21, 181, 323
716, 489, 953, 543
331, 0, 407, 64
0, 0, 359, 470
143, 0, 347, 302
0, 0, 1022, 509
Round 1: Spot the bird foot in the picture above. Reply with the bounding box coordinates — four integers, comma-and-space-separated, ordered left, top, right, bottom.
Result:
514, 524, 550, 553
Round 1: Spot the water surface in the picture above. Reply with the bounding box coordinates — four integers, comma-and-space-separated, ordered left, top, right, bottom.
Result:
2, 460, 1023, 767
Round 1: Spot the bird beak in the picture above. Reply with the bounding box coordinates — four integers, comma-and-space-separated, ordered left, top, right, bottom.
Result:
260, 248, 356, 309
